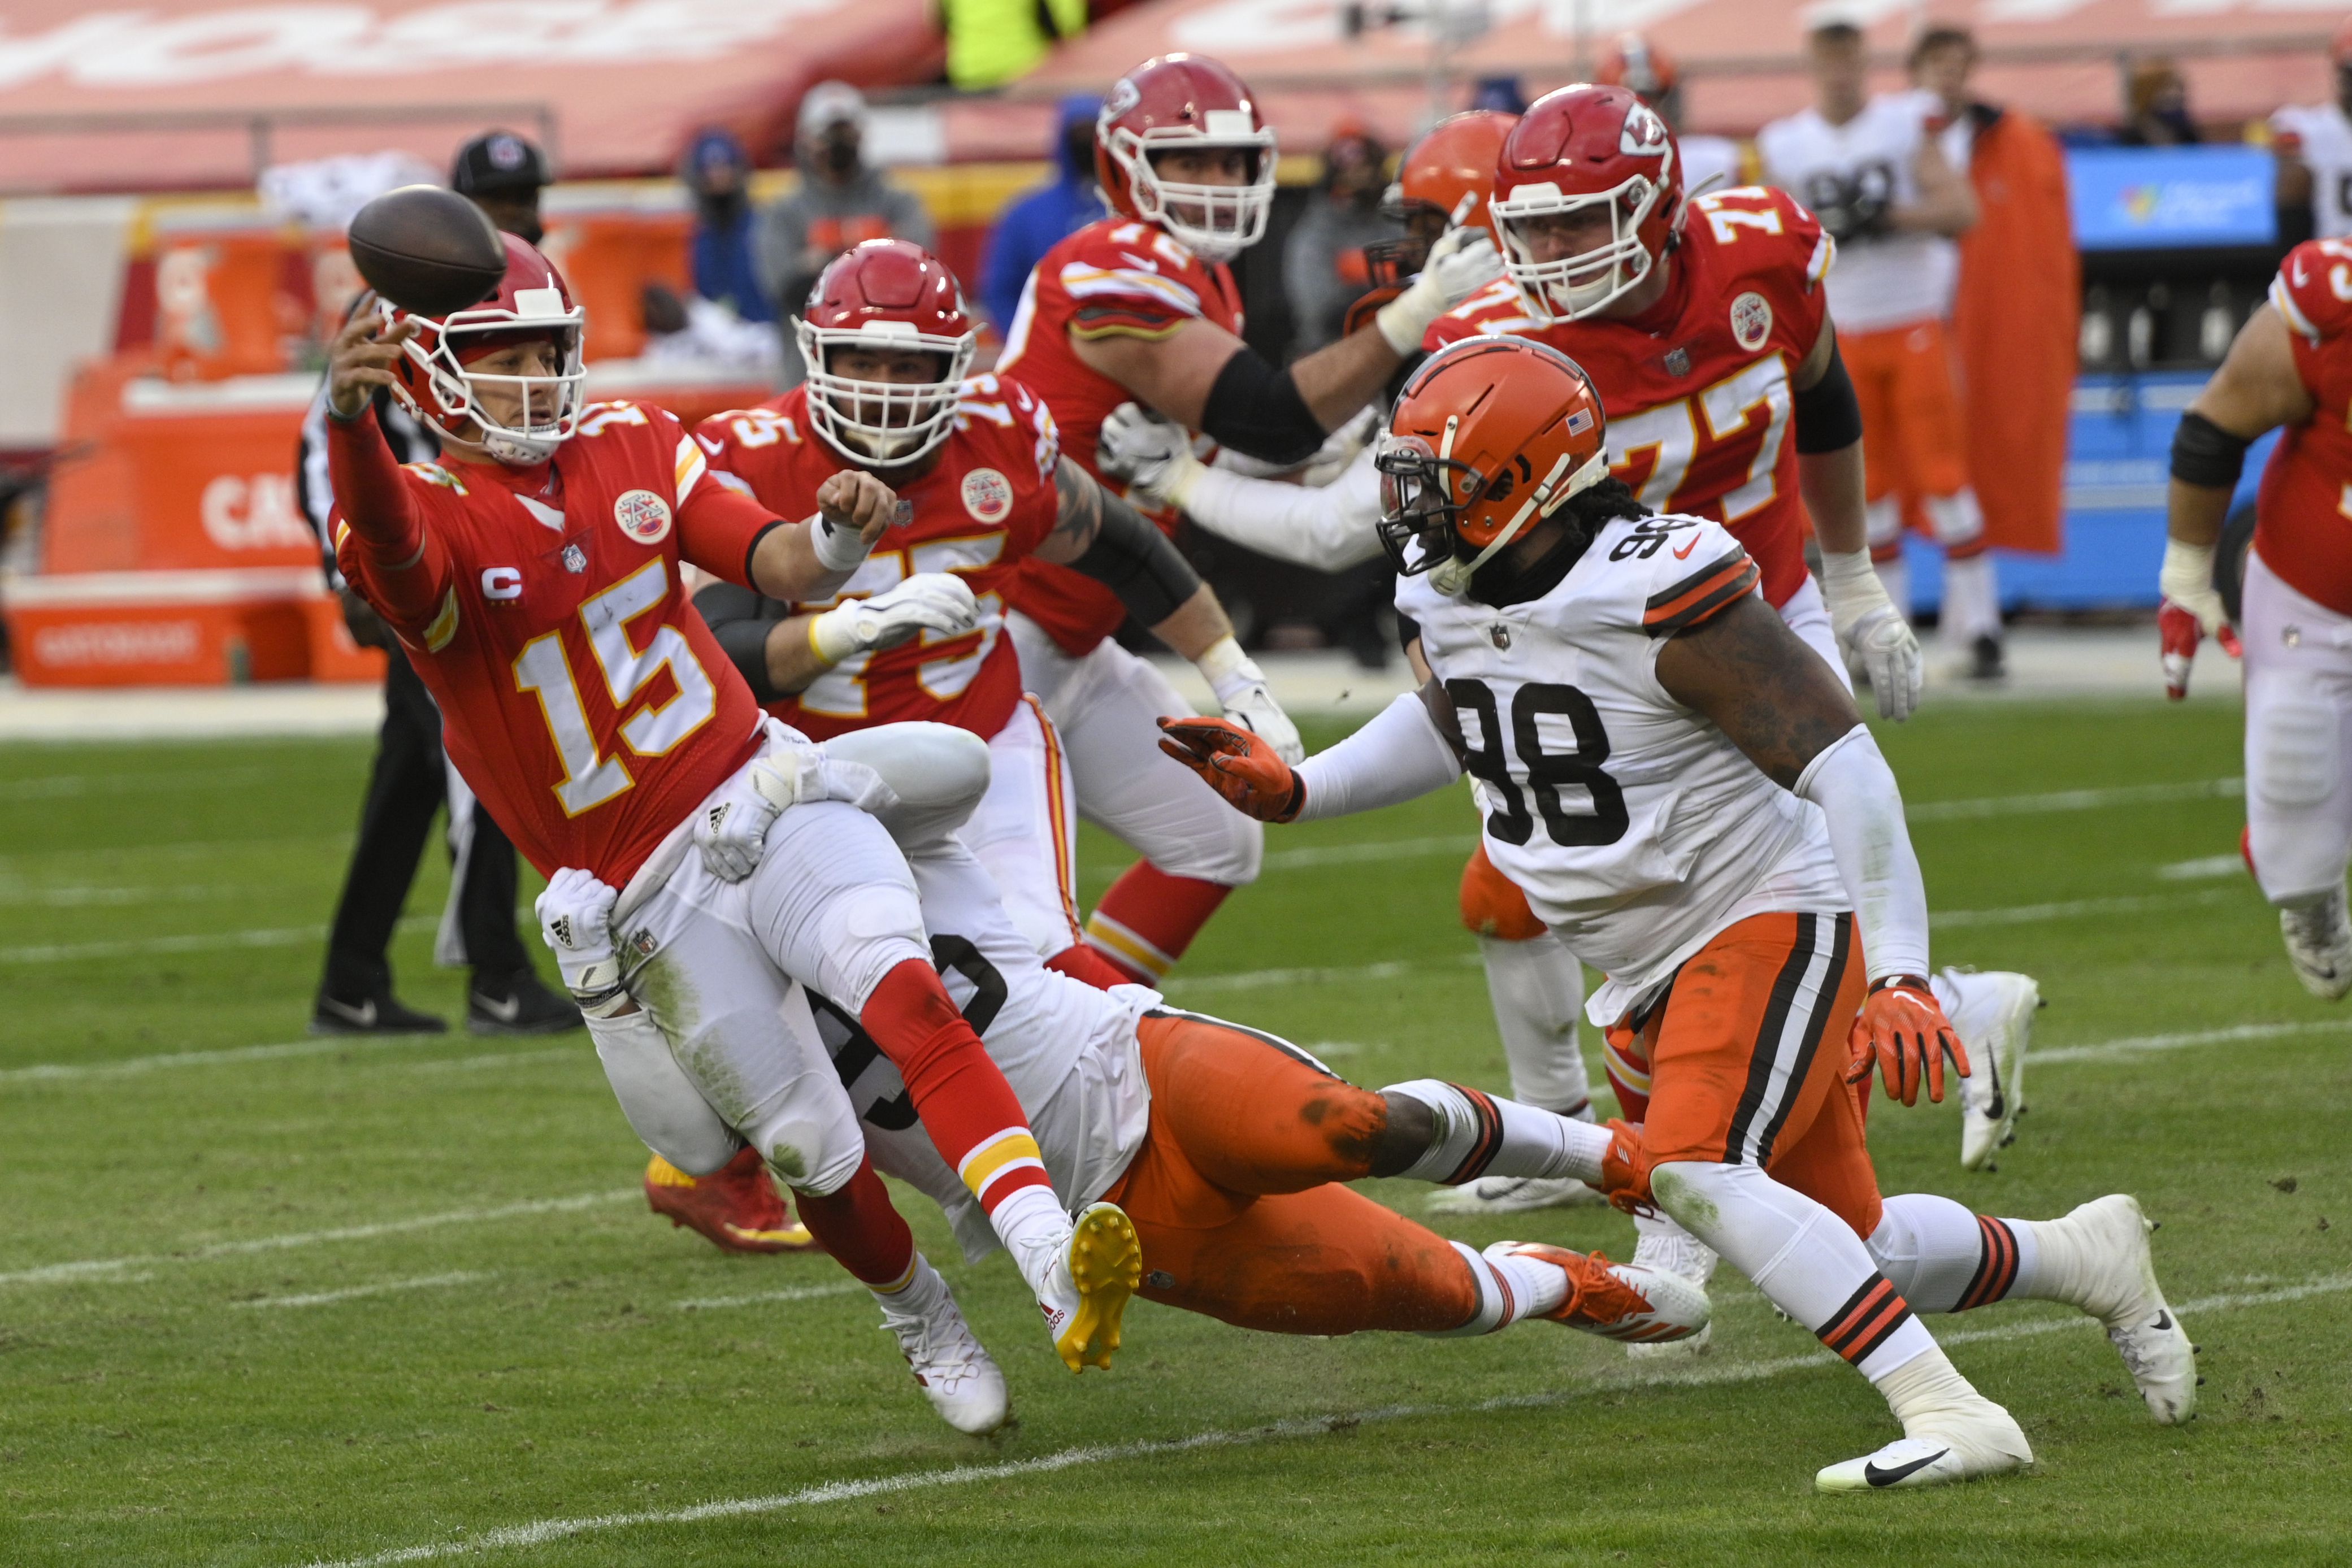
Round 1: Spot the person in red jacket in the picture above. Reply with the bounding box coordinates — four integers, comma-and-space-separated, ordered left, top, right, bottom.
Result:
322, 233, 1137, 1434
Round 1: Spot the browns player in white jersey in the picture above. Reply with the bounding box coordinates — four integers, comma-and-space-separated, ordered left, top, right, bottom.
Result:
2271, 25, 2352, 242
322, 234, 1139, 1425
995, 51, 1502, 988
692, 240, 1282, 989
1160, 337, 2198, 1492
2164, 237, 2352, 995
1759, 20, 1997, 675
1104, 88, 2036, 1222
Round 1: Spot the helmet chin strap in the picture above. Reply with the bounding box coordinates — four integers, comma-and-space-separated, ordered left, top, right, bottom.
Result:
1431, 444, 1609, 597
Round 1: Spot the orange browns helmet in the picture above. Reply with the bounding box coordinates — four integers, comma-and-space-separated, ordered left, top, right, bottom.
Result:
797, 237, 977, 467
1364, 109, 1518, 290
1096, 53, 1278, 264
1374, 336, 1611, 593
1490, 83, 1685, 324
1596, 33, 1681, 110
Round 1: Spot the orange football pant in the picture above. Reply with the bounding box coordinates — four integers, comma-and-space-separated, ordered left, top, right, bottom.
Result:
1100, 1010, 1478, 1336
1843, 318, 1971, 509
1459, 841, 1547, 940
1608, 911, 1883, 1239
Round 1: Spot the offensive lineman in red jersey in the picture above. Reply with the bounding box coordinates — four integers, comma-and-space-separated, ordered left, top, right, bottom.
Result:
322, 234, 1140, 1432
994, 51, 1503, 986
695, 241, 1277, 987
2163, 236, 2352, 996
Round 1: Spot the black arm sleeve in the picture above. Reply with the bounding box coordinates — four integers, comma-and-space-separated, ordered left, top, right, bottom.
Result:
2171, 410, 2254, 489
1068, 491, 1203, 627
1793, 338, 1864, 454
1198, 348, 1329, 467
692, 580, 789, 705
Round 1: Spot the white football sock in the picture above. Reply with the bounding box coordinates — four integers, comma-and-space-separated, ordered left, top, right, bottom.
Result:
1870, 1192, 1994, 1313
988, 1184, 1075, 1299
1873, 1343, 1988, 1430
1652, 1159, 1937, 1380
1942, 553, 2003, 644
1475, 932, 1594, 1117
1383, 1078, 1612, 1185
1421, 1240, 1566, 1336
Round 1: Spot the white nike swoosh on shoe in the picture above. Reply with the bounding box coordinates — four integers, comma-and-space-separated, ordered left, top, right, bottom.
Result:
472, 993, 523, 1023
318, 997, 377, 1028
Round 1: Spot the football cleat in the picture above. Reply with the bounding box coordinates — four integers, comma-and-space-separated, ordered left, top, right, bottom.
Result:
1622, 1218, 1720, 1360
2278, 886, 2352, 1000
2046, 1194, 2199, 1423
1815, 1396, 2032, 1493
1425, 1175, 1606, 1216
879, 1256, 1009, 1435
467, 969, 584, 1036
643, 1149, 817, 1254
1039, 1202, 1142, 1373
1490, 1241, 1711, 1344
1943, 968, 2041, 1171
309, 989, 446, 1037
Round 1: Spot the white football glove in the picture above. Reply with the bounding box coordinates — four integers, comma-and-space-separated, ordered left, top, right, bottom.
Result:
1195, 635, 1304, 765
1819, 550, 1925, 722
693, 744, 816, 881
1097, 402, 1207, 511
1375, 226, 1506, 355
808, 573, 979, 667
534, 868, 629, 1018
1301, 405, 1384, 488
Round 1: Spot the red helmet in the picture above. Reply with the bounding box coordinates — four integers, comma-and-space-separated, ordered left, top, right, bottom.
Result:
1490, 84, 1685, 324
386, 232, 586, 464
796, 238, 977, 466
1096, 53, 1277, 263
1375, 336, 1609, 593
1596, 34, 1681, 110
1365, 110, 1517, 289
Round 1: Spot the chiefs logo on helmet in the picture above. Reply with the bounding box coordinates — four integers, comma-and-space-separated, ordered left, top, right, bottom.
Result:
1490, 84, 1688, 325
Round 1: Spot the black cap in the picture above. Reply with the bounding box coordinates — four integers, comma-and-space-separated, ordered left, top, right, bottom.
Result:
452, 130, 550, 197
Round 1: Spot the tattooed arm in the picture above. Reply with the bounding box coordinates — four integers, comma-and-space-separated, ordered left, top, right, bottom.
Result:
1657, 592, 1932, 984
1032, 455, 1234, 663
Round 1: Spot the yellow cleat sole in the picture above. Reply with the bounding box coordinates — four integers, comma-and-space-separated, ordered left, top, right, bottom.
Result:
1057, 1202, 1142, 1374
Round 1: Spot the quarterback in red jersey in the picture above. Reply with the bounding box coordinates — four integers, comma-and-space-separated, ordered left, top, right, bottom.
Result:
2164, 236, 2352, 998
695, 240, 1276, 982
323, 235, 1140, 1431
993, 50, 1504, 987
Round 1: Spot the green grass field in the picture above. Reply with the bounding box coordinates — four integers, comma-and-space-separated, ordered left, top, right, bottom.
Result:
3, 697, 2350, 1566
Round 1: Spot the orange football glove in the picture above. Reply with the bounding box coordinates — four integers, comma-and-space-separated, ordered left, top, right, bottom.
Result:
1156, 716, 1304, 822
1845, 975, 1971, 1107
1598, 1117, 1652, 1215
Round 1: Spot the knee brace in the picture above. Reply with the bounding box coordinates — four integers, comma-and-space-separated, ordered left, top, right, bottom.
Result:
1459, 848, 1546, 940
587, 1009, 742, 1176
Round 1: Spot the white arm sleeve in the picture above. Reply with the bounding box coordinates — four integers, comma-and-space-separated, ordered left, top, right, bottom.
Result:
1182, 448, 1387, 572
1293, 692, 1463, 822
1794, 724, 1930, 981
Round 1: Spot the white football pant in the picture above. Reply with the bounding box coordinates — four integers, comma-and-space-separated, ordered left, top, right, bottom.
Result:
960, 694, 1084, 959
1007, 610, 1263, 887
2242, 545, 2352, 903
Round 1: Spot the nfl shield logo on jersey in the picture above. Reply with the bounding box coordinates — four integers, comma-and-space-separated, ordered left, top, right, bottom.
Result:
562, 542, 587, 574
1664, 347, 1692, 378
614, 489, 673, 545
1730, 291, 1773, 351
962, 467, 1014, 524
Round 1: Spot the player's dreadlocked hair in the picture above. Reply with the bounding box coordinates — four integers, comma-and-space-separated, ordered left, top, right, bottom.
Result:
1465, 476, 1651, 607
1560, 475, 1651, 537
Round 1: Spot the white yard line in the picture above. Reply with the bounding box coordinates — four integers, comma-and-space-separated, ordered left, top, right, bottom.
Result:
0, 911, 433, 965
296, 1270, 2349, 1568
1907, 777, 2242, 822
233, 1271, 491, 1311
0, 1190, 636, 1289
0, 1033, 446, 1083
2031, 1018, 2352, 1066
1258, 835, 1477, 872
672, 1283, 863, 1312
1930, 888, 2238, 929
2156, 854, 2246, 881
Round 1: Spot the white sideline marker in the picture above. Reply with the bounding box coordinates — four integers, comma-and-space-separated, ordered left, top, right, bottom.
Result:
297, 1271, 2352, 1568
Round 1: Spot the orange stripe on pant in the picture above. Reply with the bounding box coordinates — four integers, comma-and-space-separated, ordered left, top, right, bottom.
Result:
1611, 911, 1882, 1239
1024, 693, 1085, 945
1100, 1010, 1478, 1336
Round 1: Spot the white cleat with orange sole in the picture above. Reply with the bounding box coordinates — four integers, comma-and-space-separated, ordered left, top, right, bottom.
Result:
1489, 1240, 1712, 1344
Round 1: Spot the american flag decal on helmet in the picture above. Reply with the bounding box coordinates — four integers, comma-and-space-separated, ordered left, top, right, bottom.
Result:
1566, 409, 1594, 435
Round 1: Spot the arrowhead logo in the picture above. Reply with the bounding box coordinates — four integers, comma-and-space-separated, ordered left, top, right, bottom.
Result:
1865, 1448, 1951, 1487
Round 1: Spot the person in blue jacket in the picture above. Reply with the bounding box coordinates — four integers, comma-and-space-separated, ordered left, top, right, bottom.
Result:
682, 128, 775, 323
979, 95, 1105, 335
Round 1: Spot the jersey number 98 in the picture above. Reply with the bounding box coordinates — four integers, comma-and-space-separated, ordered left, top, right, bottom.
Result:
1446, 677, 1629, 848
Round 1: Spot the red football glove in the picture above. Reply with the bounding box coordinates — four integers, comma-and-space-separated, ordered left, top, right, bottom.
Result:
1846, 976, 1971, 1107
2159, 597, 2242, 701
1156, 716, 1304, 822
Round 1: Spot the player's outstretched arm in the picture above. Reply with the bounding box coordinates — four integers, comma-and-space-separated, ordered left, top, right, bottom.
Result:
322, 309, 450, 628
1041, 457, 1303, 761
1158, 678, 1461, 823
1657, 595, 1962, 1105
695, 575, 979, 703
1096, 402, 1387, 571
2161, 303, 2308, 697
744, 470, 898, 604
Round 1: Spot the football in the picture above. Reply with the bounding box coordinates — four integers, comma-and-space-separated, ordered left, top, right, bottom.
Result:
346, 184, 509, 316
